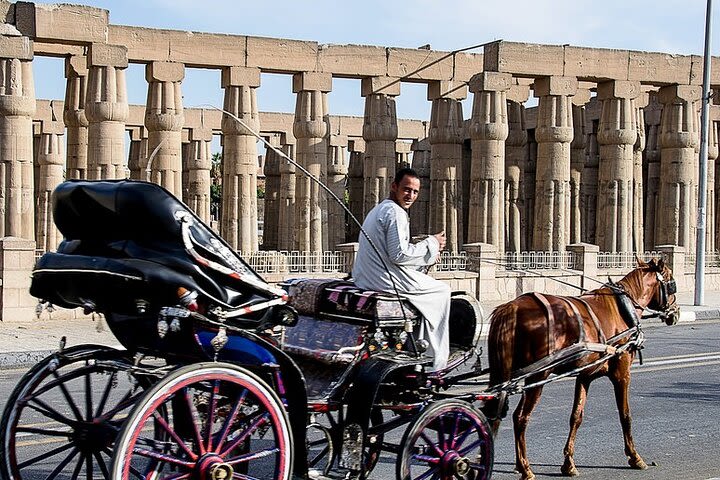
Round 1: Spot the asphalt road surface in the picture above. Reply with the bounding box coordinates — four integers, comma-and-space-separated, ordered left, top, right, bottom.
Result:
0, 320, 717, 480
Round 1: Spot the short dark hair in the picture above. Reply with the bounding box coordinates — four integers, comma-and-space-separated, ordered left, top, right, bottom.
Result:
393, 167, 419, 185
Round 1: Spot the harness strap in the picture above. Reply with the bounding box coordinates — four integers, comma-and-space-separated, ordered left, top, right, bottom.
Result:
531, 292, 555, 356
575, 297, 607, 344
558, 297, 586, 344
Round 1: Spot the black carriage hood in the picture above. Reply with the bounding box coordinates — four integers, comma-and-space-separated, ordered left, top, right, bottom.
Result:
52, 179, 270, 298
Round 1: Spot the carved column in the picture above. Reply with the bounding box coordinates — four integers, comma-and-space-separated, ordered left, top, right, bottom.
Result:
524, 129, 537, 250
570, 90, 590, 245
410, 138, 431, 235
362, 76, 399, 216
0, 35, 36, 240
347, 138, 365, 242
144, 61, 184, 196
278, 135, 296, 250
293, 72, 331, 252
656, 84, 701, 250
505, 84, 529, 253
396, 140, 411, 170
707, 120, 718, 252
429, 80, 468, 252
633, 92, 649, 252
127, 127, 148, 180
643, 92, 662, 250
468, 72, 511, 251
221, 66, 262, 252
63, 55, 88, 180
35, 120, 64, 252
532, 76, 577, 252
328, 134, 348, 249
595, 80, 639, 253
185, 127, 212, 224
263, 133, 282, 250
85, 43, 128, 180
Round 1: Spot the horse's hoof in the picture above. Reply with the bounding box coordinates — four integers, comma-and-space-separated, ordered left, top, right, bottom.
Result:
629, 457, 648, 470
561, 464, 579, 476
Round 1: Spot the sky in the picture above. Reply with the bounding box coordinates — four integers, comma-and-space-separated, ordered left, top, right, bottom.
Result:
30, 0, 717, 128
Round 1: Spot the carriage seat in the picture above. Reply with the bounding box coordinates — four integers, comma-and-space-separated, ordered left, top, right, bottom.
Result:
282, 278, 420, 327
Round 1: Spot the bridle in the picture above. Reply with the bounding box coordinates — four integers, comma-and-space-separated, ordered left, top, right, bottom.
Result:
654, 271, 677, 312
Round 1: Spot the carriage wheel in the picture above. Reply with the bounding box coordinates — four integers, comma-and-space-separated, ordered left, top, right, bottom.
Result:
111, 362, 293, 480
396, 399, 493, 480
0, 344, 145, 480
306, 421, 333, 476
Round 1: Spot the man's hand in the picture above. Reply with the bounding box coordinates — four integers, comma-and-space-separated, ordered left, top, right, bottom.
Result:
433, 231, 446, 251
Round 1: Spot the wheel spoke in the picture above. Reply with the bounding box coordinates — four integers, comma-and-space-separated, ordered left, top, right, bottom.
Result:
219, 413, 269, 458
52, 370, 84, 421
226, 447, 280, 465
468, 461, 488, 472
94, 371, 117, 418
151, 409, 198, 461
231, 473, 261, 480
411, 454, 441, 465
450, 412, 461, 450
92, 450, 110, 480
85, 452, 92, 480
436, 415, 446, 451
205, 379, 220, 451
411, 465, 439, 480
26, 398, 77, 427
84, 365, 93, 421
45, 446, 80, 480
98, 388, 145, 421
450, 425, 472, 452
419, 431, 444, 457
16, 426, 72, 438
308, 444, 329, 466
18, 441, 74, 469
181, 387, 206, 456
214, 389, 247, 453
70, 452, 86, 480
458, 438, 483, 456
133, 447, 195, 469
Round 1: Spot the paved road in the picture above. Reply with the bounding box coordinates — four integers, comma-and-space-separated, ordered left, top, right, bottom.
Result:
0, 321, 717, 479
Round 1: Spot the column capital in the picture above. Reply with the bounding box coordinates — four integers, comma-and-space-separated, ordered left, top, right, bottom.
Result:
348, 138, 365, 152
533, 76, 577, 97
597, 80, 640, 101
411, 138, 431, 152
427, 80, 467, 101
146, 61, 185, 83
329, 133, 348, 147
0, 35, 33, 60
64, 55, 87, 78
395, 139, 412, 153
658, 84, 701, 104
293, 71, 332, 93
469, 72, 511, 93
507, 83, 530, 103
189, 127, 213, 142
40, 119, 64, 136
221, 66, 261, 88
361, 76, 400, 97
571, 88, 592, 106
88, 43, 128, 68
636, 91, 650, 109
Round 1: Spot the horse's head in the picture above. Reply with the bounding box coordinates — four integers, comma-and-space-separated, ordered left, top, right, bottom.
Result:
643, 258, 679, 325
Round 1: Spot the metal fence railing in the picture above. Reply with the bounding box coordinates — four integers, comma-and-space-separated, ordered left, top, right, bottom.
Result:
685, 251, 720, 269
597, 251, 661, 270
240, 250, 349, 274
433, 251, 469, 271
495, 251, 577, 270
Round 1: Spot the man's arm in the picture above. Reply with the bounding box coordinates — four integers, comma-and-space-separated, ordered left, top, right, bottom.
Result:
382, 206, 440, 267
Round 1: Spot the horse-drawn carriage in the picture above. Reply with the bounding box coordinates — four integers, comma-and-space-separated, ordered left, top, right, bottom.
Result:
0, 179, 678, 480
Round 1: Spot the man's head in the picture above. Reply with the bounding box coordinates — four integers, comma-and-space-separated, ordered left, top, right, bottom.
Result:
390, 168, 421, 210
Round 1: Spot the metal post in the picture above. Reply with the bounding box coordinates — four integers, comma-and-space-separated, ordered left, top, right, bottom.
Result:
695, 0, 713, 305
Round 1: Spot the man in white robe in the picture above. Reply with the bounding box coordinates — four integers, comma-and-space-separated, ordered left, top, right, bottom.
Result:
352, 168, 451, 371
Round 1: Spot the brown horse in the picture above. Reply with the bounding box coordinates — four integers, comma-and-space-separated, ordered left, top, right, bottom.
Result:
487, 258, 677, 480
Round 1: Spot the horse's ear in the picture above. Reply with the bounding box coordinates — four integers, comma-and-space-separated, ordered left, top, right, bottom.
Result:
647, 257, 657, 269
634, 253, 644, 266
657, 257, 665, 271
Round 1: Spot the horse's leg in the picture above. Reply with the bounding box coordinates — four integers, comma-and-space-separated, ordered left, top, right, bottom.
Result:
610, 353, 647, 470
513, 386, 544, 480
561, 375, 592, 476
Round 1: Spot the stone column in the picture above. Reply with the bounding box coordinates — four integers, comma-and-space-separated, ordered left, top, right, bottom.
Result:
127, 127, 147, 180
63, 55, 88, 180
633, 92, 649, 253
144, 61, 184, 196
221, 66, 262, 252
656, 84, 701, 250
328, 134, 348, 249
35, 119, 64, 252
396, 140, 411, 170
0, 35, 36, 240
532, 76, 577, 252
570, 90, 590, 245
293, 72, 331, 252
505, 84, 529, 253
278, 135, 296, 250
643, 92, 662, 250
595, 80, 640, 253
185, 127, 213, 224
468, 72, 511, 252
429, 80, 468, 252
707, 120, 718, 252
362, 76, 399, 216
347, 138, 365, 242
523, 129, 537, 250
263, 133, 282, 250
85, 43, 128, 180
410, 138, 431, 235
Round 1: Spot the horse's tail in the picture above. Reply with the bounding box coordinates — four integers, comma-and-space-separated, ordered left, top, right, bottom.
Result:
488, 301, 518, 388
